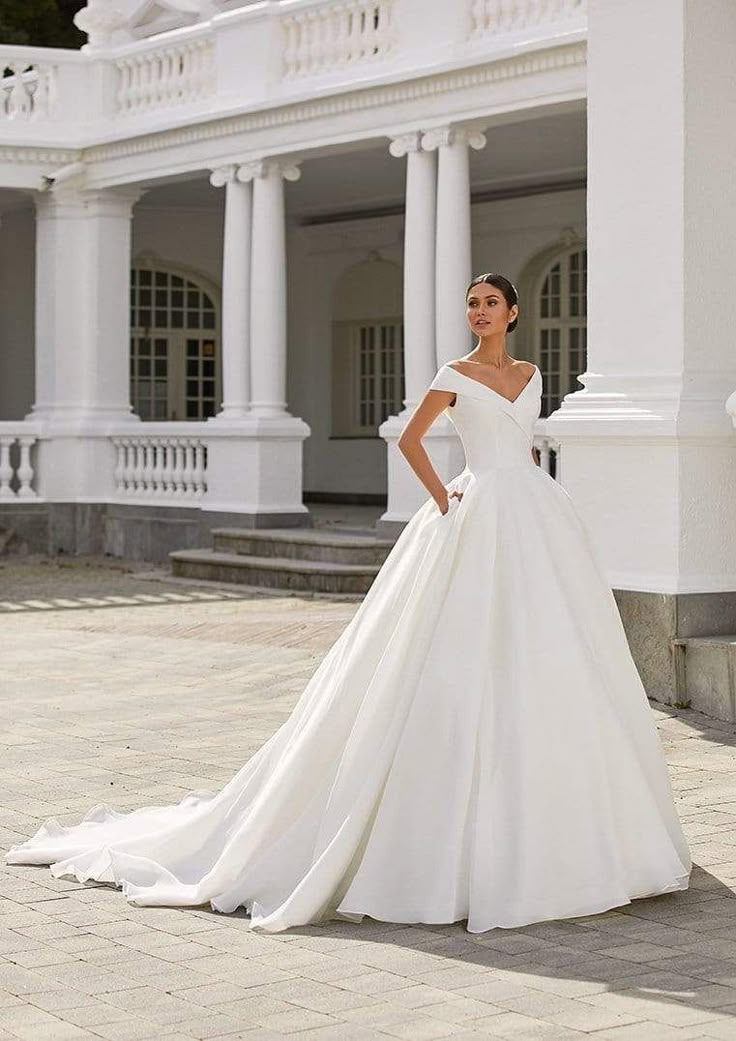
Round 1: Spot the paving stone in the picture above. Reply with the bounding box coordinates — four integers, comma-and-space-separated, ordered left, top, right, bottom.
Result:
257, 1007, 339, 1033
593, 1024, 715, 1041
1, 558, 736, 1041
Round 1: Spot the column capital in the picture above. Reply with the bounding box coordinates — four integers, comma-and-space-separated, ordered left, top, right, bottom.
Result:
421, 125, 486, 153
388, 131, 425, 158
237, 158, 302, 184
209, 164, 239, 188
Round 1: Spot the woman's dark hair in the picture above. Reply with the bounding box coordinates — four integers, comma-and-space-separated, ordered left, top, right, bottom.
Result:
465, 273, 519, 333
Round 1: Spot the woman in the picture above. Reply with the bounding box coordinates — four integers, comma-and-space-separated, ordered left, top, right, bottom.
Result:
6, 273, 692, 934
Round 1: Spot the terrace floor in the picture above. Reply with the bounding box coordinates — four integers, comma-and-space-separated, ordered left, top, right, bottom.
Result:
1, 557, 736, 1041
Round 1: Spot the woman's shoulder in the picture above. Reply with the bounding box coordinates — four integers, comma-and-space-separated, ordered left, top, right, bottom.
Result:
513, 358, 537, 376
427, 363, 459, 393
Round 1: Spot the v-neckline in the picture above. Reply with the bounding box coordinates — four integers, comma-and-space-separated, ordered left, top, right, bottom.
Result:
447, 363, 539, 406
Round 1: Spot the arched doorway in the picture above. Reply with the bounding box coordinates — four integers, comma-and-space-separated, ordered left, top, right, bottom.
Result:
536, 247, 587, 416
129, 261, 221, 421
515, 236, 587, 418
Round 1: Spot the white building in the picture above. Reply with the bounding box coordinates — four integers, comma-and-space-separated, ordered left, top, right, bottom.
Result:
0, 0, 735, 705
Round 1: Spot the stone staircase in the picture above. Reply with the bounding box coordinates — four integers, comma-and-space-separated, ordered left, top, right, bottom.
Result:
672, 635, 736, 722
169, 527, 397, 595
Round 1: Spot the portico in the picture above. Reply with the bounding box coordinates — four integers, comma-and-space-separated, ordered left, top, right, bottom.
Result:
0, 0, 589, 550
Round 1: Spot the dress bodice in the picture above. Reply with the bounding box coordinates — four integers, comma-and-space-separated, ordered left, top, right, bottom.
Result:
428, 363, 542, 474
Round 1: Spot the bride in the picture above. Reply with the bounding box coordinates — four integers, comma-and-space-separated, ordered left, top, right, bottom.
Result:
6, 272, 692, 934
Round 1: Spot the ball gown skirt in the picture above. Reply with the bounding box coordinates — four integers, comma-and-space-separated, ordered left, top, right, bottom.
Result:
6, 362, 692, 934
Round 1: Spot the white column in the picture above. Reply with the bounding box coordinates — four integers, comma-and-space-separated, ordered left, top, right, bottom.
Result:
421, 125, 486, 366
202, 155, 310, 523
209, 164, 253, 420
388, 131, 437, 409
378, 129, 470, 535
238, 157, 301, 419
31, 186, 142, 424
380, 130, 443, 532
28, 185, 141, 504
548, 0, 736, 697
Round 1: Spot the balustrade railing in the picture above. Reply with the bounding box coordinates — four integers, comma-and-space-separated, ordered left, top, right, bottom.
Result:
281, 0, 395, 79
0, 0, 586, 135
0, 56, 57, 121
469, 0, 586, 38
114, 34, 216, 115
0, 430, 39, 500
533, 426, 560, 477
112, 432, 207, 501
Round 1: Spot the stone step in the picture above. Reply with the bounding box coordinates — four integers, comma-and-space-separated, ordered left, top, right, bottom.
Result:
211, 526, 395, 565
672, 634, 736, 721
170, 548, 381, 595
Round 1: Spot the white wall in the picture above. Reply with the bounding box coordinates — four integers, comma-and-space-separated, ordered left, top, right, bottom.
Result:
132, 204, 223, 289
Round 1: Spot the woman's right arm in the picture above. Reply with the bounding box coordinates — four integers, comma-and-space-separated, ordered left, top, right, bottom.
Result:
397, 388, 456, 514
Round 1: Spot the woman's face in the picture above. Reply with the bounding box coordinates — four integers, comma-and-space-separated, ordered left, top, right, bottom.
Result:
466, 282, 516, 334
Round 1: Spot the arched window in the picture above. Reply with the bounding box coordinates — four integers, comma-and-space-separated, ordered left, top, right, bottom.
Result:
331, 254, 404, 437
535, 248, 587, 417
130, 263, 220, 421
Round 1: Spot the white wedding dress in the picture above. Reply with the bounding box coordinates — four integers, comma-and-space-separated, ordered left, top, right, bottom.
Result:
6, 362, 692, 934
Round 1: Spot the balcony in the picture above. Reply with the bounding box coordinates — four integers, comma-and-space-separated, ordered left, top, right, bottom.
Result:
0, 0, 587, 147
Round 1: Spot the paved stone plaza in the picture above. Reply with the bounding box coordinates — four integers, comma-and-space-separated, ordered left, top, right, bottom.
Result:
2, 558, 736, 1041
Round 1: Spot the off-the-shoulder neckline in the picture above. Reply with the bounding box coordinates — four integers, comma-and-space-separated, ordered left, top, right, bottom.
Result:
442, 363, 539, 406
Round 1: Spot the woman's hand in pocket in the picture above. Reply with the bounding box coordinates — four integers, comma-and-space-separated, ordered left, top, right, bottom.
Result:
436, 489, 463, 515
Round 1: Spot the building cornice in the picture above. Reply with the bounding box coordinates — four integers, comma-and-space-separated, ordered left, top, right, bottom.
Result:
0, 148, 81, 166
